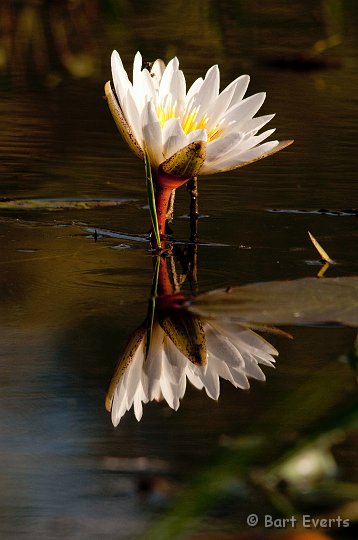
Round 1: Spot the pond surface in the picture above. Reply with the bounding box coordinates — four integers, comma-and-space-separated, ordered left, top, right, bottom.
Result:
0, 2, 357, 539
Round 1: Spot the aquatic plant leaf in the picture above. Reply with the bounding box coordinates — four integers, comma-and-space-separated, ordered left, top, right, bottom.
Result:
104, 81, 144, 159
0, 199, 126, 211
308, 231, 334, 263
187, 277, 358, 327
161, 140, 206, 178
160, 311, 207, 365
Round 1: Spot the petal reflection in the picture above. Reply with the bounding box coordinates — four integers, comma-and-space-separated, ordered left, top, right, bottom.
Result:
107, 314, 277, 426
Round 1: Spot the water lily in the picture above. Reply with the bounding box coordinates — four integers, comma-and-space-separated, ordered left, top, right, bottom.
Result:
106, 310, 277, 426
105, 51, 293, 235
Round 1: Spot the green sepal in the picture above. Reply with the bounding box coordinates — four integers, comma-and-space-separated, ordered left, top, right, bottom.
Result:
105, 324, 146, 412
161, 140, 206, 178
160, 310, 207, 366
104, 81, 144, 159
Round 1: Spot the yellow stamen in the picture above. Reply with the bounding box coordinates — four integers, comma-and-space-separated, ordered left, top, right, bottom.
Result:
157, 100, 223, 142
157, 100, 177, 127
207, 126, 224, 141
182, 107, 199, 133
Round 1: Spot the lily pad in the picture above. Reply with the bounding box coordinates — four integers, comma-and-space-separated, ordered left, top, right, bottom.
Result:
187, 277, 358, 327
0, 198, 127, 211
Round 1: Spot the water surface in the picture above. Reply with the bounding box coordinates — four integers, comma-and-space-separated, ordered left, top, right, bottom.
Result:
0, 2, 357, 538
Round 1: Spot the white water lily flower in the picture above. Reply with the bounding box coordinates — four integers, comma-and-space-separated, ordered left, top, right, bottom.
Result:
106, 50, 292, 178
106, 318, 277, 426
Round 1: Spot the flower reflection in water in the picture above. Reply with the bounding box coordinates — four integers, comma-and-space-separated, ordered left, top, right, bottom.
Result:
106, 255, 278, 426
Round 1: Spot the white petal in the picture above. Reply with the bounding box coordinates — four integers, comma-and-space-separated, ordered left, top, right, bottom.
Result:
177, 374, 187, 401
111, 384, 128, 426
132, 51, 143, 92
162, 118, 188, 159
193, 65, 220, 113
238, 129, 276, 153
111, 50, 124, 72
140, 68, 157, 104
142, 101, 163, 167
159, 365, 179, 409
150, 58, 166, 89
214, 323, 278, 357
164, 338, 187, 379
229, 366, 250, 389
143, 325, 165, 400
186, 128, 208, 145
205, 133, 243, 162
242, 355, 266, 381
159, 57, 179, 103
134, 392, 144, 421
111, 50, 131, 105
186, 366, 205, 390
123, 341, 145, 407
205, 83, 237, 129
221, 92, 266, 129
205, 325, 244, 368
206, 320, 277, 378
123, 89, 144, 147
234, 140, 279, 162
185, 77, 203, 106
201, 140, 279, 174
169, 69, 186, 115
160, 340, 185, 409
207, 352, 235, 385
241, 114, 276, 135
252, 354, 276, 368
145, 354, 163, 401
210, 129, 276, 168
157, 56, 185, 116
161, 380, 178, 410
240, 329, 278, 355
225, 74, 250, 108
201, 363, 220, 400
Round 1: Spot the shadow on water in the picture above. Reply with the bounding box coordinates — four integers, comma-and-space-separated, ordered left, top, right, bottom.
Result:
0, 1, 358, 539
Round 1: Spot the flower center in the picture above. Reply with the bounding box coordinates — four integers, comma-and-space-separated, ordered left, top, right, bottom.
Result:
157, 99, 177, 127
157, 98, 223, 142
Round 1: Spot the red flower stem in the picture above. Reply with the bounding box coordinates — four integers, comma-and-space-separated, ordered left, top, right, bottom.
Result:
158, 256, 173, 296
155, 184, 173, 236
153, 169, 191, 239
155, 255, 188, 311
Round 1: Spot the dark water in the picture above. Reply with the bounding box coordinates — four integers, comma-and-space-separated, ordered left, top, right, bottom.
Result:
0, 2, 357, 539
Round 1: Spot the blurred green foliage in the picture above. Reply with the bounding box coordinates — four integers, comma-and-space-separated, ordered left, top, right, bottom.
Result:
143, 349, 357, 539
0, 0, 349, 85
